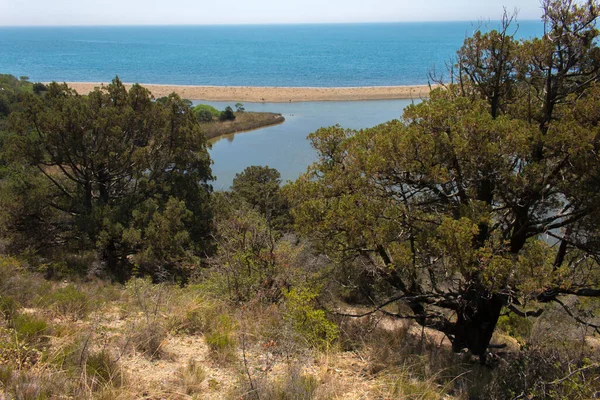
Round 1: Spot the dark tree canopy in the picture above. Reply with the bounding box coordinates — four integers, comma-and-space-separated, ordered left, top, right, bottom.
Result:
232, 165, 290, 231
288, 0, 600, 361
2, 77, 213, 281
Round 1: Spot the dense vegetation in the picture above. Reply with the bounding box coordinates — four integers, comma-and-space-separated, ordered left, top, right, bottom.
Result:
1, 77, 213, 282
290, 0, 600, 362
193, 104, 285, 140
0, 1, 599, 399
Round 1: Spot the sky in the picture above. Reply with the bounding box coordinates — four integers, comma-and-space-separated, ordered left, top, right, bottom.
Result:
1, 0, 543, 26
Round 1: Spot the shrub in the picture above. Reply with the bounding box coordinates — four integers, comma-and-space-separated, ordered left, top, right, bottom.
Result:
130, 321, 167, 360
168, 297, 228, 335
0, 327, 42, 369
13, 313, 49, 345
497, 312, 533, 341
485, 346, 600, 399
196, 109, 213, 122
0, 295, 19, 322
240, 365, 318, 400
32, 82, 47, 95
205, 314, 237, 363
41, 285, 91, 320
283, 287, 338, 351
86, 350, 123, 388
219, 106, 236, 121
176, 358, 206, 395
192, 104, 220, 118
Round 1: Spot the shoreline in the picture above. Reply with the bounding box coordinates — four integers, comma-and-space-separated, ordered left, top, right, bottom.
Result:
63, 82, 434, 102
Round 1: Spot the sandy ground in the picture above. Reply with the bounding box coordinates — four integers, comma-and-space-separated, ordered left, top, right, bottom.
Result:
63, 82, 435, 102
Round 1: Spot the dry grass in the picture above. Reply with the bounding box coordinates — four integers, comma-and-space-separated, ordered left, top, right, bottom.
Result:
5, 263, 595, 399
200, 111, 285, 139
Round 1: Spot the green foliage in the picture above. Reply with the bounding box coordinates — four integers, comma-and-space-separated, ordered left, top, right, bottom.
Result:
0, 295, 19, 322
123, 197, 199, 280
13, 313, 49, 344
192, 103, 220, 118
249, 366, 318, 400
287, 2, 600, 358
3, 77, 213, 281
32, 82, 47, 95
232, 165, 291, 231
196, 109, 213, 122
486, 347, 600, 399
40, 285, 91, 320
283, 286, 338, 350
235, 102, 245, 112
85, 350, 122, 388
209, 194, 275, 298
219, 106, 236, 121
497, 312, 533, 340
204, 314, 237, 362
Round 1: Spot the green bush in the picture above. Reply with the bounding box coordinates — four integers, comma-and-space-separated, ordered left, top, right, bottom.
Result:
12, 313, 49, 344
196, 109, 213, 122
192, 104, 220, 118
41, 285, 91, 320
283, 287, 338, 351
219, 106, 236, 121
497, 312, 533, 340
0, 295, 19, 322
204, 314, 236, 363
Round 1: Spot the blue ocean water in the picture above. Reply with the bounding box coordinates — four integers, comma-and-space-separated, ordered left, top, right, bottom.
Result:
0, 22, 542, 87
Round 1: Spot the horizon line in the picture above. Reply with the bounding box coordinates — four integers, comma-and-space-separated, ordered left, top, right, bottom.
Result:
0, 19, 541, 28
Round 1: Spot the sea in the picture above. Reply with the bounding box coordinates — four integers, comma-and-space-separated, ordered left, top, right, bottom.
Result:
0, 22, 544, 186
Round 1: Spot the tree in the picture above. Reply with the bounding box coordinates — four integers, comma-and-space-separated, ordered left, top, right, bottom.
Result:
288, 0, 600, 362
5, 77, 213, 281
196, 109, 213, 122
219, 106, 236, 121
32, 83, 47, 95
232, 165, 290, 231
235, 102, 245, 112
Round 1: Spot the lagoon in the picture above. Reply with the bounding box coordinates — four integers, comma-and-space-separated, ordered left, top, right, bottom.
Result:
202, 99, 417, 189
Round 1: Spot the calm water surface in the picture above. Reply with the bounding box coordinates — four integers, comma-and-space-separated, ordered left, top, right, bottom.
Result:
0, 22, 542, 86
202, 99, 416, 189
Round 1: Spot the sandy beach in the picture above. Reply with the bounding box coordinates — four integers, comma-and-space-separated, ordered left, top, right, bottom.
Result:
64, 82, 434, 102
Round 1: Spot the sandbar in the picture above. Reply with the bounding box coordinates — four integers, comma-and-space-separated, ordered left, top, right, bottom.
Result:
63, 82, 434, 102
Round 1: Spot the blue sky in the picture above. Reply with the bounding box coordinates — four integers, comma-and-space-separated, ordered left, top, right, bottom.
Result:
1, 0, 543, 26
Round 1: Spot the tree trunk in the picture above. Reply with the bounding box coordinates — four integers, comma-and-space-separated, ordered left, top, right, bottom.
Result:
451, 290, 505, 362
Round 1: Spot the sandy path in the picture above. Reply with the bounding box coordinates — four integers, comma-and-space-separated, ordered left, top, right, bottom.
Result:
63, 82, 435, 102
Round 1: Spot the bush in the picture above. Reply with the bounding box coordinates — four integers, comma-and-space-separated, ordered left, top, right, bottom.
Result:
13, 313, 49, 345
196, 109, 213, 122
0, 295, 19, 322
237, 365, 317, 400
32, 82, 47, 95
0, 327, 42, 369
86, 350, 122, 388
497, 312, 533, 340
192, 104, 220, 118
41, 285, 91, 320
219, 106, 236, 121
205, 314, 237, 363
130, 321, 167, 360
485, 346, 600, 399
283, 287, 338, 351
176, 359, 206, 395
